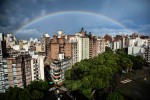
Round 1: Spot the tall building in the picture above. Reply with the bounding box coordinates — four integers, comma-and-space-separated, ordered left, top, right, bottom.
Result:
89, 34, 95, 58
81, 37, 89, 60
89, 34, 105, 58
40, 34, 50, 64
1, 34, 31, 93
0, 33, 7, 57
49, 31, 73, 60
104, 34, 113, 49
50, 43, 59, 60
0, 53, 32, 93
5, 34, 17, 49
40, 34, 50, 56
31, 55, 45, 81
0, 33, 7, 93
68, 35, 78, 65
144, 45, 150, 64
75, 32, 89, 61
122, 35, 129, 48
67, 28, 90, 63
96, 37, 105, 55
50, 53, 72, 85
71, 42, 78, 65
35, 42, 45, 54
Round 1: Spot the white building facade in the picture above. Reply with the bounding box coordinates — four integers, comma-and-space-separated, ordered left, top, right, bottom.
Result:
128, 36, 149, 56
31, 55, 45, 81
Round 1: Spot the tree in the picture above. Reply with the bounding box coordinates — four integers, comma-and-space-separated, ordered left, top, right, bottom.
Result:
0, 93, 5, 100
18, 89, 30, 100
31, 90, 44, 100
105, 47, 113, 53
130, 55, 145, 70
64, 48, 146, 99
121, 57, 133, 73
64, 51, 119, 99
26, 80, 49, 92
5, 87, 30, 100
3, 80, 49, 100
25, 80, 48, 100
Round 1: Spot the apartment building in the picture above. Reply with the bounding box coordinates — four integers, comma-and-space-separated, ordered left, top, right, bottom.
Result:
40, 34, 50, 57
5, 34, 16, 49
89, 34, 95, 58
0, 34, 31, 93
31, 55, 45, 81
0, 33, 7, 93
49, 31, 73, 60
144, 45, 150, 64
0, 53, 32, 93
104, 34, 113, 49
104, 34, 130, 52
50, 53, 72, 85
82, 37, 89, 60
96, 37, 105, 55
128, 33, 149, 56
35, 42, 45, 53
75, 32, 89, 61
68, 35, 78, 65
71, 43, 78, 65
89, 34, 105, 58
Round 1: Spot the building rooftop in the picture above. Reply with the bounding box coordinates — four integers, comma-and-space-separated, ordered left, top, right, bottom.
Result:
43, 33, 50, 37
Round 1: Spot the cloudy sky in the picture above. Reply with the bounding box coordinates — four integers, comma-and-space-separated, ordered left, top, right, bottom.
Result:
0, 0, 150, 39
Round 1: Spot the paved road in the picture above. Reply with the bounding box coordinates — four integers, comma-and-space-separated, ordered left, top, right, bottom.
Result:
116, 67, 150, 100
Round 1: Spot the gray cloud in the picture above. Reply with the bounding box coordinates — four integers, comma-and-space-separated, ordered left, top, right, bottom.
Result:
87, 28, 133, 36
16, 28, 43, 39
0, 0, 150, 36
17, 28, 41, 34
40, 9, 47, 16
0, 0, 50, 33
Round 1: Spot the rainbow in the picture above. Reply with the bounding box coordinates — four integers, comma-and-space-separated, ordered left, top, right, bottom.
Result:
15, 11, 133, 34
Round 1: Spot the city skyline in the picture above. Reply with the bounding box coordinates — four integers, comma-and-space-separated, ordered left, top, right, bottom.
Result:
0, 0, 150, 39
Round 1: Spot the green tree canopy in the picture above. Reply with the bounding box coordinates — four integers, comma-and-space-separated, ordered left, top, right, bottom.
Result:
5, 80, 49, 100
64, 50, 119, 99
64, 48, 145, 99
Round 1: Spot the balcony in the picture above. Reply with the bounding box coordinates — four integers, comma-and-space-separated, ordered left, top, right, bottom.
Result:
53, 71, 61, 75
52, 74, 61, 79
52, 60, 60, 64
52, 77, 62, 82
53, 67, 61, 72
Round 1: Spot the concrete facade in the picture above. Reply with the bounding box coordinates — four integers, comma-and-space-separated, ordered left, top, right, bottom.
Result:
144, 45, 150, 63
31, 55, 45, 81
50, 53, 72, 85
0, 54, 32, 93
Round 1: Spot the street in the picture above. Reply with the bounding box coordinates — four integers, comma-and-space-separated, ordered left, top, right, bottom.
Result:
116, 67, 150, 100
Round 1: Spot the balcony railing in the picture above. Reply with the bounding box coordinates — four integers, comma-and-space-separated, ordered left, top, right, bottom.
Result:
53, 67, 61, 72
52, 74, 61, 79
53, 60, 60, 64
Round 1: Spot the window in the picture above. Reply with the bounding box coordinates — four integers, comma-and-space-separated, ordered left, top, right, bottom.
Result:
13, 68, 16, 71
3, 62, 7, 65
13, 71, 17, 76
12, 65, 16, 68
14, 80, 18, 84
13, 77, 16, 80
4, 69, 8, 72
4, 74, 8, 77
